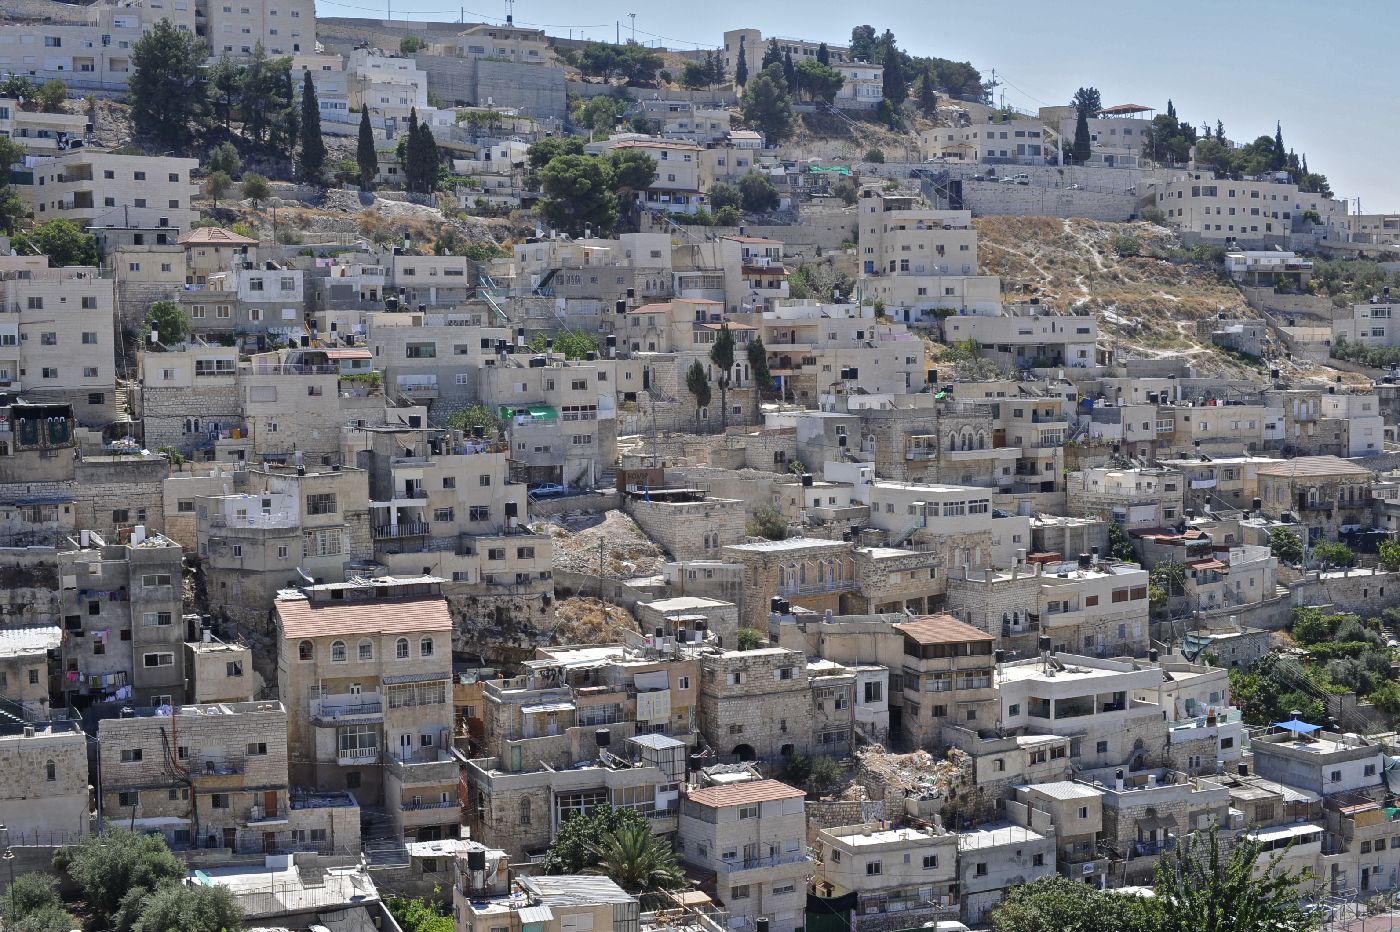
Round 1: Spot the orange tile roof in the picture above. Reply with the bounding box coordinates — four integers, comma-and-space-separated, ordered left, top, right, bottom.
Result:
179, 227, 258, 247
894, 613, 994, 645
686, 779, 804, 809
276, 596, 453, 639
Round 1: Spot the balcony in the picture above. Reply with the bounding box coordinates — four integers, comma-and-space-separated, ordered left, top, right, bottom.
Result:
385, 751, 459, 786
400, 799, 459, 812
311, 696, 383, 725
778, 579, 858, 597
717, 851, 811, 875
373, 521, 430, 540
337, 746, 380, 765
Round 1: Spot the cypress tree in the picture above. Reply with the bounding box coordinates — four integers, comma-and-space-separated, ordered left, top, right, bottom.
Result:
816, 42, 829, 66
414, 121, 439, 194
1072, 107, 1092, 164
356, 106, 376, 191
404, 107, 421, 191
734, 39, 748, 87
296, 70, 326, 184
782, 51, 796, 92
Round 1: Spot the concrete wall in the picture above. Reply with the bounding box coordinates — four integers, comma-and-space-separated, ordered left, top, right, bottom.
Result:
414, 55, 567, 119
1237, 285, 1337, 321
960, 181, 1137, 221
569, 81, 736, 106
1290, 568, 1400, 620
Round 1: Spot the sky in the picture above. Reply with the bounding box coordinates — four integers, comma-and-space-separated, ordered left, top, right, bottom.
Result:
314, 0, 1397, 212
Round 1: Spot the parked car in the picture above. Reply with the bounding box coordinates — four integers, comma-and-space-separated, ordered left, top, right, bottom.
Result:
1067, 183, 1082, 190
1011, 173, 1030, 185
529, 483, 567, 497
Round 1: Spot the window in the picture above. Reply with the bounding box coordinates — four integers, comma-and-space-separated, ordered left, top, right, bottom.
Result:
246, 742, 267, 755
298, 640, 313, 661
118, 791, 138, 807
211, 793, 230, 809
142, 574, 172, 588
306, 493, 336, 515
143, 652, 174, 667
226, 660, 243, 677
922, 854, 938, 869
866, 861, 882, 875
469, 505, 490, 521
730, 885, 750, 900
738, 805, 758, 820
443, 476, 456, 489
975, 862, 988, 877
121, 748, 144, 763
142, 611, 172, 627
519, 798, 532, 825
331, 640, 347, 662
396, 637, 410, 659
358, 640, 373, 661
420, 636, 434, 657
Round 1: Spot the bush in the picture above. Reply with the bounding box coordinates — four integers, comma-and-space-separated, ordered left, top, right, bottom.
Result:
1108, 234, 1141, 257
206, 140, 242, 178
714, 205, 741, 227
736, 628, 767, 651
145, 300, 191, 345
831, 177, 859, 205
747, 502, 787, 540
863, 148, 884, 163
737, 170, 780, 214
1269, 528, 1304, 565
1312, 541, 1355, 568
1139, 206, 1166, 224
56, 827, 186, 920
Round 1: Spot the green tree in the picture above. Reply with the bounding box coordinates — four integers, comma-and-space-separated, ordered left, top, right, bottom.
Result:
793, 58, 844, 104
538, 153, 618, 236
207, 54, 243, 132
1, 873, 77, 932
681, 61, 708, 89
738, 169, 780, 213
1071, 86, 1102, 116
807, 755, 843, 793
1288, 606, 1334, 647
746, 502, 787, 541
736, 627, 767, 650
879, 32, 906, 105
0, 76, 37, 106
685, 358, 711, 423
206, 140, 242, 178
527, 136, 586, 173
34, 79, 67, 113
607, 148, 657, 210
1150, 825, 1320, 932
577, 94, 628, 134
297, 69, 326, 184
388, 894, 454, 932
356, 106, 377, 191
129, 883, 244, 932
240, 172, 271, 206
864, 148, 885, 163
761, 38, 783, 70
543, 806, 652, 875
203, 170, 233, 207
145, 299, 191, 344
587, 822, 686, 908
411, 121, 441, 194
849, 25, 877, 62
714, 205, 741, 226
128, 19, 209, 149
1269, 528, 1304, 566
1107, 519, 1135, 561
740, 66, 796, 143
993, 875, 1153, 932
1072, 106, 1092, 164
782, 50, 797, 92
399, 35, 424, 55
816, 42, 830, 66
446, 402, 502, 438
917, 65, 938, 116
56, 827, 185, 921
733, 37, 748, 87
831, 177, 859, 205
709, 324, 735, 430
530, 330, 599, 359
709, 181, 742, 213
747, 334, 772, 419
12, 218, 98, 266
1379, 538, 1400, 571
1312, 541, 1354, 568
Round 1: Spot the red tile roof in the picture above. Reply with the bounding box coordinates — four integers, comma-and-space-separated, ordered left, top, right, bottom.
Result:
276, 596, 453, 639
686, 779, 804, 809
894, 613, 994, 645
179, 227, 258, 247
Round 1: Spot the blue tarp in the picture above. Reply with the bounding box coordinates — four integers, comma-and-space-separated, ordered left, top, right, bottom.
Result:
1273, 719, 1322, 733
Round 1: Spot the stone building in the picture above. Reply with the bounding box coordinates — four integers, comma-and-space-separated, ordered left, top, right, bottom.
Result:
892, 614, 996, 750
635, 595, 740, 648
1012, 781, 1108, 889
0, 626, 61, 719
623, 488, 748, 561
239, 349, 389, 462
185, 636, 256, 704
1254, 455, 1374, 543
72, 452, 170, 540
275, 577, 459, 841
809, 822, 960, 931
0, 716, 90, 844
677, 779, 810, 932
138, 341, 244, 457
1066, 466, 1185, 529
721, 538, 857, 631
697, 646, 823, 762
956, 822, 1056, 924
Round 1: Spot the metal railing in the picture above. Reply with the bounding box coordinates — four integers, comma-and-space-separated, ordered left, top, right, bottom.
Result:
373, 521, 430, 539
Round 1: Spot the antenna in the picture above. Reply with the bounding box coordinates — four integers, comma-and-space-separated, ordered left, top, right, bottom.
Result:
503, 0, 514, 23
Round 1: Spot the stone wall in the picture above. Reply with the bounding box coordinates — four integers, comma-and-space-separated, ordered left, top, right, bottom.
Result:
960, 181, 1137, 221
73, 457, 170, 538
1289, 568, 1400, 620
413, 55, 568, 119
625, 497, 748, 561
0, 731, 90, 843
141, 383, 243, 454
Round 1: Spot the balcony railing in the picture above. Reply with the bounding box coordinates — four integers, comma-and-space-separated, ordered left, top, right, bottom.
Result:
718, 851, 811, 872
312, 698, 383, 723
337, 746, 379, 763
400, 799, 459, 812
373, 521, 430, 539
779, 579, 858, 596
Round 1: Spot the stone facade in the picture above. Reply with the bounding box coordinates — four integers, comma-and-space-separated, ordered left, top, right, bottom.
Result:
0, 722, 90, 844
73, 455, 170, 540
624, 494, 747, 561
698, 648, 816, 761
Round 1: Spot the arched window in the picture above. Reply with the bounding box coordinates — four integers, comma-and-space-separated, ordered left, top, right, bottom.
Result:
358, 639, 373, 661
331, 640, 347, 662
396, 637, 410, 660
46, 759, 55, 782
298, 640, 314, 661
519, 797, 532, 825
420, 636, 434, 657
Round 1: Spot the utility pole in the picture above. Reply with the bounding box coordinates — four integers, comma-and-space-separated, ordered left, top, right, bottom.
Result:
628, 12, 636, 43
616, 21, 620, 44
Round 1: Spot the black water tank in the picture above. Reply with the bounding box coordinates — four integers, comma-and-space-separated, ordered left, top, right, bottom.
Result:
770, 596, 785, 612
1252, 497, 1262, 512
1078, 552, 1092, 569
595, 728, 611, 748
472, 424, 485, 439
756, 919, 769, 932
1038, 635, 1052, 653
616, 299, 627, 314
606, 335, 617, 348
801, 473, 813, 487
1148, 648, 1159, 662
585, 351, 597, 361
626, 287, 636, 299
466, 848, 487, 871
994, 649, 1005, 664
504, 502, 518, 518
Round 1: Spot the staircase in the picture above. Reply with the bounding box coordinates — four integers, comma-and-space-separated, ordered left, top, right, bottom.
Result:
360, 807, 409, 869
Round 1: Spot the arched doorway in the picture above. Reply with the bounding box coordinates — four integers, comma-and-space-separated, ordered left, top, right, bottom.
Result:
732, 744, 756, 762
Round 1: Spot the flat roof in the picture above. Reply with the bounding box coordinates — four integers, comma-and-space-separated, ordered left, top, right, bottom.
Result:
0, 625, 61, 658
1020, 780, 1102, 801
957, 822, 1045, 849
275, 595, 452, 639
724, 537, 849, 553
1255, 455, 1372, 478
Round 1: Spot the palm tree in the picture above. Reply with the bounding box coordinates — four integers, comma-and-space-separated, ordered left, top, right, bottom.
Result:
586, 823, 686, 909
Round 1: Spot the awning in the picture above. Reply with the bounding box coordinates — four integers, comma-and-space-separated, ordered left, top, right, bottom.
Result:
518, 907, 554, 924
1273, 719, 1322, 734
324, 348, 372, 360
521, 701, 574, 715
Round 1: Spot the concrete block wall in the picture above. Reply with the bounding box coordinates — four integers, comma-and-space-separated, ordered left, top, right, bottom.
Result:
0, 730, 90, 842
960, 181, 1137, 221
73, 457, 170, 538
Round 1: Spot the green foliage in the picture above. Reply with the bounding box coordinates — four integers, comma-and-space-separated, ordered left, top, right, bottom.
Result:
681, 61, 709, 89
576, 94, 628, 133
1228, 652, 1328, 726
129, 883, 244, 932
736, 627, 767, 650
1, 873, 77, 932
1107, 519, 1135, 561
530, 330, 598, 359
864, 148, 885, 163
1139, 206, 1166, 224
1269, 528, 1304, 565
708, 181, 741, 214
12, 219, 98, 266
792, 58, 845, 104
746, 503, 787, 541
206, 140, 243, 178
1331, 332, 1400, 370
1142, 111, 1198, 165
608, 148, 657, 195
713, 205, 741, 226
146, 300, 191, 345
741, 66, 797, 143
734, 39, 748, 87
1379, 538, 1400, 571
0, 76, 37, 105
128, 19, 209, 149
1072, 107, 1092, 164
807, 754, 843, 793
831, 177, 859, 205
917, 65, 938, 116
992, 875, 1154, 932
397, 109, 441, 194
1071, 87, 1102, 114
578, 42, 663, 86
586, 821, 686, 908
528, 136, 586, 174
1311, 541, 1354, 568
399, 35, 424, 55
237, 45, 298, 151
240, 172, 271, 205
388, 892, 454, 932
34, 79, 67, 113
878, 31, 906, 106
446, 402, 502, 438
747, 335, 773, 392
709, 324, 736, 429
57, 827, 186, 921
357, 107, 377, 192
543, 806, 652, 874
203, 170, 233, 206
539, 153, 619, 236
685, 358, 711, 419
738, 170, 780, 214
1151, 825, 1320, 932
1109, 234, 1141, 257
297, 69, 326, 184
